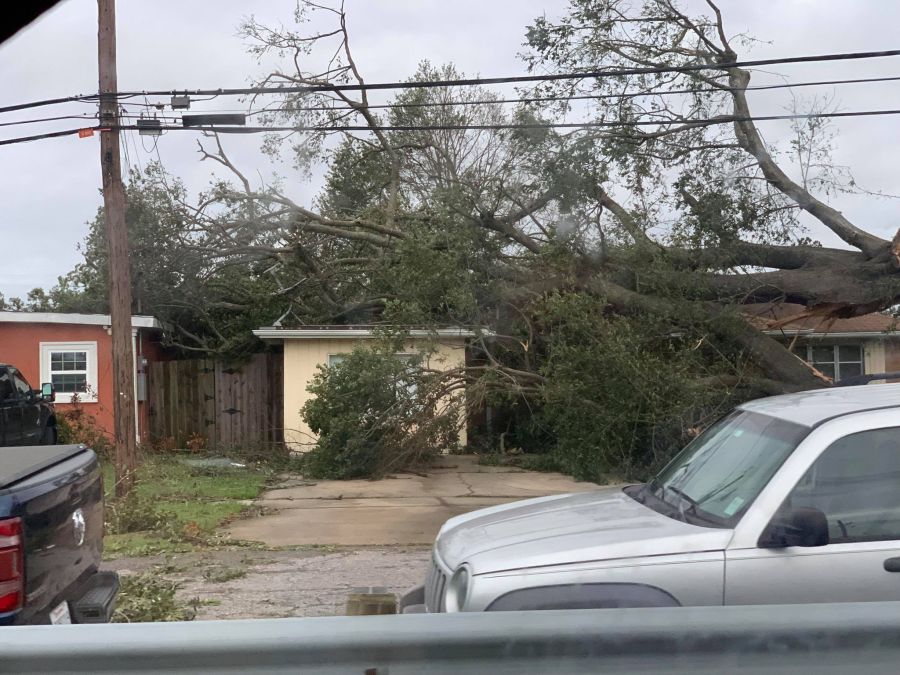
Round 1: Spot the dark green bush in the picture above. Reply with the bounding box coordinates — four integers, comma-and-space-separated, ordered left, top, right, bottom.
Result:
535, 292, 730, 483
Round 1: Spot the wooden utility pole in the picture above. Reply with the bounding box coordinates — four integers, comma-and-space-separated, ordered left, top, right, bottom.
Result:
98, 0, 137, 498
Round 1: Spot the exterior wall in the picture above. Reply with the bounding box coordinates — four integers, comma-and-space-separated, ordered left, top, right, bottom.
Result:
283, 337, 467, 452
0, 322, 116, 436
885, 341, 900, 383
887, 341, 900, 372
864, 340, 887, 375
0, 322, 159, 441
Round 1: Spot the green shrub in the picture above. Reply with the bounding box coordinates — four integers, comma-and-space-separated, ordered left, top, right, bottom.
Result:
301, 345, 461, 479
535, 292, 731, 483
56, 394, 114, 458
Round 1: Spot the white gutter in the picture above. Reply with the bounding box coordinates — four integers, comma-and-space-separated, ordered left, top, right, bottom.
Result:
763, 330, 898, 339
0, 311, 162, 329
132, 329, 140, 443
253, 327, 481, 341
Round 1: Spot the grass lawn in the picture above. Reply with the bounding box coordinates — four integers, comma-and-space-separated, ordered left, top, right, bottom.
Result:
103, 455, 270, 559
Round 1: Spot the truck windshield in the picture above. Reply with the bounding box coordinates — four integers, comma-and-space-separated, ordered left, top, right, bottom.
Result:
645, 411, 809, 527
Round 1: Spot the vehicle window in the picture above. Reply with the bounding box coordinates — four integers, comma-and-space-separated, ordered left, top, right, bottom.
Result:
646, 412, 809, 527
0, 370, 13, 402
787, 427, 900, 543
12, 371, 32, 398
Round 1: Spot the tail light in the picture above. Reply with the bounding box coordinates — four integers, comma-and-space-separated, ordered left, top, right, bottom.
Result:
0, 517, 23, 613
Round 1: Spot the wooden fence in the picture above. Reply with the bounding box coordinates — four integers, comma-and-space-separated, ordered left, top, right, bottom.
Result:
147, 354, 283, 451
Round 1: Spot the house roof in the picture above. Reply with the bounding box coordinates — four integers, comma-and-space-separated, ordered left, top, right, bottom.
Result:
253, 325, 480, 341
0, 311, 163, 330
744, 303, 899, 338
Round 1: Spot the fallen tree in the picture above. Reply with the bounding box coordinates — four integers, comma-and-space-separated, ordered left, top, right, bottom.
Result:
57, 1, 900, 478
183, 1, 899, 387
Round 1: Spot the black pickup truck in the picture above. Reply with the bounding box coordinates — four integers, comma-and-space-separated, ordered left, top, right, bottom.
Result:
0, 445, 118, 625
0, 364, 57, 446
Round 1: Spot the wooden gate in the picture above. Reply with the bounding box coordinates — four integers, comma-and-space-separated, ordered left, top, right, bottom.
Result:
147, 354, 283, 451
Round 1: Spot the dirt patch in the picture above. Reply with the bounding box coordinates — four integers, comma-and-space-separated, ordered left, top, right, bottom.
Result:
105, 546, 431, 620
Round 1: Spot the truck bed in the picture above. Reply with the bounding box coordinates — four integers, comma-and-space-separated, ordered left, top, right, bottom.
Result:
0, 445, 89, 489
0, 444, 110, 625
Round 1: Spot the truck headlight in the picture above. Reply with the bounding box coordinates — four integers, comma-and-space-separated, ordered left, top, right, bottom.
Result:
444, 565, 470, 612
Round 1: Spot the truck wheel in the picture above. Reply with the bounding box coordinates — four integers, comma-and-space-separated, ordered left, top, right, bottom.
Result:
41, 425, 57, 445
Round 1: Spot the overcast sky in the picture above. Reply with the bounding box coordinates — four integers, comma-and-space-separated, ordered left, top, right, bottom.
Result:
1, 0, 899, 299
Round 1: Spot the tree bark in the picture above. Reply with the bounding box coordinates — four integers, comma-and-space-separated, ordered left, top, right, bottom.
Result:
98, 0, 137, 498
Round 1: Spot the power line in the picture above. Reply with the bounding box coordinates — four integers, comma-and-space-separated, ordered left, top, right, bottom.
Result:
4, 47, 900, 116
0, 93, 147, 115
0, 94, 99, 115
106, 48, 900, 98
7, 105, 900, 147
113, 107, 900, 133
119, 73, 900, 117
10, 66, 898, 128
0, 128, 86, 146
0, 113, 99, 127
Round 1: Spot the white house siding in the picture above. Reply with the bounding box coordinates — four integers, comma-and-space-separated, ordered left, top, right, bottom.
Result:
282, 337, 467, 452
864, 340, 887, 376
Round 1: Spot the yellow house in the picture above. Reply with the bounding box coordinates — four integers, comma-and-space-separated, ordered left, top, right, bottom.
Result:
252, 325, 475, 452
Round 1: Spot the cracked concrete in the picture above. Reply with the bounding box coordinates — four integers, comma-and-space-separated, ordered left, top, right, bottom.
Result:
107, 547, 432, 620
225, 455, 596, 547
105, 458, 597, 621
182, 548, 431, 619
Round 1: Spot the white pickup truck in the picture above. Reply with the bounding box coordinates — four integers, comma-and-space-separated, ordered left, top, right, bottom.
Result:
403, 383, 900, 612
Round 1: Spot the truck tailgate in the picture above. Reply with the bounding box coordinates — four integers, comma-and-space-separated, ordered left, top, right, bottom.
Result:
0, 446, 104, 624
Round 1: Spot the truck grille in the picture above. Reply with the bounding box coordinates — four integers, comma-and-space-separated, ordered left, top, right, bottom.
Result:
424, 556, 447, 612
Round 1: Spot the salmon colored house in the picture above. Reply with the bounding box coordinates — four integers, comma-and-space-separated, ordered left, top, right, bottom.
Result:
0, 312, 165, 441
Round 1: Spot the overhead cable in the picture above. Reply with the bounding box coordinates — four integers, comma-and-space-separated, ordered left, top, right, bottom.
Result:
3, 47, 900, 115
6, 105, 900, 147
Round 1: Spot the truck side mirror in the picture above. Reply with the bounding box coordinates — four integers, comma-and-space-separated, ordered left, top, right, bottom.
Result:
41, 382, 55, 403
758, 506, 829, 548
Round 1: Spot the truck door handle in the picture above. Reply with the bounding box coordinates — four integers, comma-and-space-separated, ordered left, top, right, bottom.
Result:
883, 558, 900, 573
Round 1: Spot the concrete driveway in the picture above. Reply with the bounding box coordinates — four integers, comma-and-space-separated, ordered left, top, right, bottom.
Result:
225, 455, 597, 546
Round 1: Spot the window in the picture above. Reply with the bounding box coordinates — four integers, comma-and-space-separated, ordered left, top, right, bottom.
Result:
787, 427, 900, 543
793, 343, 864, 381
327, 353, 347, 367
40, 342, 98, 403
0, 370, 13, 402
11, 370, 32, 398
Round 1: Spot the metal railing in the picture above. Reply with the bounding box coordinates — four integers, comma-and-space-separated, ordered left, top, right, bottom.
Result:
6, 602, 900, 673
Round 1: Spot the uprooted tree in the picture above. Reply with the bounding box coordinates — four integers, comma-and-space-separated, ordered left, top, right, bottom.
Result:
58, 0, 900, 479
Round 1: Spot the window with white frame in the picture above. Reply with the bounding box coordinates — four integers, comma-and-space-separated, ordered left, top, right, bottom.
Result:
793, 343, 864, 381
40, 342, 99, 402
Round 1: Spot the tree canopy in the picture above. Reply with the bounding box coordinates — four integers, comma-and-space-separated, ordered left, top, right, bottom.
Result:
46, 0, 900, 478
